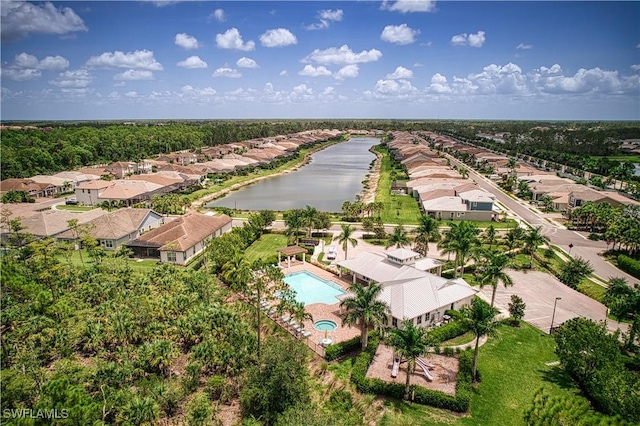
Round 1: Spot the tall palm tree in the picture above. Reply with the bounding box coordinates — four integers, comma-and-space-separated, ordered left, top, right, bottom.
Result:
523, 226, 550, 268
339, 282, 389, 349
462, 298, 499, 382
221, 254, 252, 291
334, 224, 358, 260
385, 225, 410, 249
438, 221, 480, 277
388, 320, 432, 400
477, 252, 513, 307
302, 205, 318, 237
482, 224, 497, 250
413, 215, 441, 257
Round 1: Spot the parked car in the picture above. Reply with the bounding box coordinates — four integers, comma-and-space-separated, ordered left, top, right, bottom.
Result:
65, 198, 78, 205
326, 246, 337, 260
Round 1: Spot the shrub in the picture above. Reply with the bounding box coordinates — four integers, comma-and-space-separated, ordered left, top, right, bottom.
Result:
618, 254, 640, 279
443, 347, 455, 357
324, 335, 361, 361
430, 320, 471, 343
327, 389, 353, 411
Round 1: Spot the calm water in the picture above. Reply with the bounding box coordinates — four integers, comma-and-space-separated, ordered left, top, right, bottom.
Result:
283, 271, 346, 306
206, 137, 379, 211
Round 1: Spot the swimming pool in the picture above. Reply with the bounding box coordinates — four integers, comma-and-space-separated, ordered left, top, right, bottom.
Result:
284, 271, 346, 305
314, 320, 338, 331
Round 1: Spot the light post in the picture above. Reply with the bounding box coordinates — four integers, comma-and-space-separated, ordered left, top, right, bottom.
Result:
550, 297, 561, 334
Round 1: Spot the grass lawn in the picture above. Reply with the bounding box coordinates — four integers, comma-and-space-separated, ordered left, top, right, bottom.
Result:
55, 205, 96, 212
441, 331, 475, 346
592, 155, 640, 163
443, 219, 518, 229
379, 323, 587, 426
57, 249, 160, 272
243, 233, 288, 263
374, 146, 422, 225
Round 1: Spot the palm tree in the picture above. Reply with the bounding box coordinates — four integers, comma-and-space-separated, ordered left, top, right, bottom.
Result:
413, 215, 441, 257
339, 282, 389, 349
459, 168, 469, 179
482, 224, 497, 250
438, 221, 480, 277
221, 254, 252, 291
334, 224, 358, 260
462, 298, 499, 382
388, 320, 432, 400
302, 205, 318, 237
385, 225, 410, 249
523, 226, 550, 268
507, 158, 517, 174
477, 252, 513, 307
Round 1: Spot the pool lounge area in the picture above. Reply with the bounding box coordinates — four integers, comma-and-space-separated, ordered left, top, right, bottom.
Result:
275, 263, 360, 351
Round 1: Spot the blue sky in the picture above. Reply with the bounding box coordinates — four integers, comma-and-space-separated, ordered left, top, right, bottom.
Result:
1, 1, 639, 121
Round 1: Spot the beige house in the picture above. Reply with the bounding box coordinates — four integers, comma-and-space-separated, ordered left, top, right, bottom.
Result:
127, 212, 232, 265
337, 249, 476, 328
75, 180, 111, 205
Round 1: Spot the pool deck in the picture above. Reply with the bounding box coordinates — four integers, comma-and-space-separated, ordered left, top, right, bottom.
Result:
279, 262, 360, 349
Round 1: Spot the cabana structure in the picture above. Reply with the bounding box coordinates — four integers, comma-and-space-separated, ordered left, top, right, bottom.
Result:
277, 246, 307, 272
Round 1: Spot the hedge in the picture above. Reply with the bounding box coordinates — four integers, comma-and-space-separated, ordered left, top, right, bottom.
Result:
429, 320, 471, 344
617, 254, 640, 279
350, 332, 472, 412
325, 335, 362, 361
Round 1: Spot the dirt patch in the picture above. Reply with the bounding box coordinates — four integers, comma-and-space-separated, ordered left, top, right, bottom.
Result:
217, 400, 242, 426
365, 344, 459, 396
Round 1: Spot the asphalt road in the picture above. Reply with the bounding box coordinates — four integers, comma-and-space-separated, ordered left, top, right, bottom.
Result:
447, 155, 639, 286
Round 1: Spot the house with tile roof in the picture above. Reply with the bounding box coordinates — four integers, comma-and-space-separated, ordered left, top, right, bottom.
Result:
56, 208, 163, 250
337, 249, 476, 328
75, 180, 112, 206
126, 212, 232, 265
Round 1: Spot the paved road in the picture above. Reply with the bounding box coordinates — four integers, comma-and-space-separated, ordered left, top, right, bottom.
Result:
447, 155, 639, 286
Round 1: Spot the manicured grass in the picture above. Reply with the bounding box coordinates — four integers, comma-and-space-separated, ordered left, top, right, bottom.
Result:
577, 279, 606, 302
56, 249, 160, 272
441, 331, 475, 346
379, 323, 586, 426
55, 205, 96, 212
443, 219, 518, 229
374, 146, 423, 225
243, 233, 288, 263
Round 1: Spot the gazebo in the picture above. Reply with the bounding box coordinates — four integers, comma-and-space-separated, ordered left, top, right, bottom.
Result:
277, 246, 307, 272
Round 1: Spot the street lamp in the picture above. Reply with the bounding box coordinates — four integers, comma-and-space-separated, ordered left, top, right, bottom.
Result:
550, 297, 561, 334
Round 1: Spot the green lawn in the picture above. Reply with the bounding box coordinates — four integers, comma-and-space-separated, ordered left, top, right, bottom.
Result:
56, 249, 160, 272
243, 233, 288, 263
374, 146, 423, 225
55, 205, 96, 212
379, 323, 587, 426
592, 155, 640, 163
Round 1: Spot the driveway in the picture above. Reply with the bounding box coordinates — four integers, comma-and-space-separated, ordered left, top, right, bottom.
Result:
476, 269, 627, 335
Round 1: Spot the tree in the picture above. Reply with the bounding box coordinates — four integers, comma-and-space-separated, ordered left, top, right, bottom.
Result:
482, 224, 497, 249
221, 253, 252, 291
302, 205, 318, 237
283, 208, 304, 245
385, 225, 410, 249
477, 252, 513, 307
333, 224, 358, 260
240, 337, 310, 425
387, 320, 432, 400
413, 215, 441, 256
602, 277, 640, 349
522, 226, 550, 268
339, 282, 389, 349
507, 294, 526, 326
558, 257, 594, 289
462, 298, 499, 381
504, 226, 525, 252
438, 221, 480, 277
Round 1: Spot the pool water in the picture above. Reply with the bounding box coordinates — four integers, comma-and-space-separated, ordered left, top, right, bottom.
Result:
284, 271, 346, 305
314, 320, 338, 331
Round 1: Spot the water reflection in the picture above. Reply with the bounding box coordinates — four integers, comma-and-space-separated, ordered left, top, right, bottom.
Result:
206, 137, 379, 212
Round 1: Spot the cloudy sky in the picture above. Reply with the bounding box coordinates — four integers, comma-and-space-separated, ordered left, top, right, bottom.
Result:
1, 0, 639, 121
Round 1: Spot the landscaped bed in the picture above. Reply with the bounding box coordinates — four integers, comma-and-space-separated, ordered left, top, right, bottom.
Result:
366, 344, 459, 396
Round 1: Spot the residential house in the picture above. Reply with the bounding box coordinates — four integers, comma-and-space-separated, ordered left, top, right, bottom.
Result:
567, 188, 640, 216
75, 180, 111, 206
126, 212, 232, 265
337, 249, 476, 328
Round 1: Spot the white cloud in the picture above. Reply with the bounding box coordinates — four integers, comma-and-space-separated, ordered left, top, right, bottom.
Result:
303, 44, 382, 65
1, 1, 87, 42
260, 28, 297, 47
114, 69, 154, 81
334, 64, 359, 80
373, 78, 418, 97
1, 68, 42, 81
181, 85, 217, 97
306, 9, 344, 30
291, 84, 313, 100
177, 56, 207, 69
125, 91, 138, 98
213, 67, 241, 78
237, 57, 258, 68
174, 33, 200, 50
216, 28, 255, 51
212, 8, 226, 22
529, 64, 629, 94
631, 64, 640, 72
386, 66, 413, 79
299, 64, 332, 77
451, 31, 486, 48
516, 43, 533, 50
86, 50, 164, 70
381, 0, 437, 13
279, 70, 288, 76
13, 52, 69, 70
428, 73, 452, 93
49, 69, 93, 88
466, 62, 527, 94
380, 24, 419, 45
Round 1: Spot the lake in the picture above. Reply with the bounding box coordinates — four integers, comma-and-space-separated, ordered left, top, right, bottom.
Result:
206, 137, 379, 212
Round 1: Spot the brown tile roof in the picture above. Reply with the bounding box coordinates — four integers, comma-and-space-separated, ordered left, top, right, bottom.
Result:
128, 212, 232, 251
56, 208, 161, 240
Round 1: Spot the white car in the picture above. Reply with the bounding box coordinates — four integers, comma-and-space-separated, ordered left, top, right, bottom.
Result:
326, 246, 337, 260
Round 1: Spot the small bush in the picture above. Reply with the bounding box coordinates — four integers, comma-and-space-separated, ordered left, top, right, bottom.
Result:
443, 347, 455, 357
618, 254, 640, 279
327, 389, 353, 411
324, 336, 361, 361
206, 375, 226, 401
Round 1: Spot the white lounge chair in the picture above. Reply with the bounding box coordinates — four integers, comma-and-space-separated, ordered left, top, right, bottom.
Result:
391, 359, 400, 378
